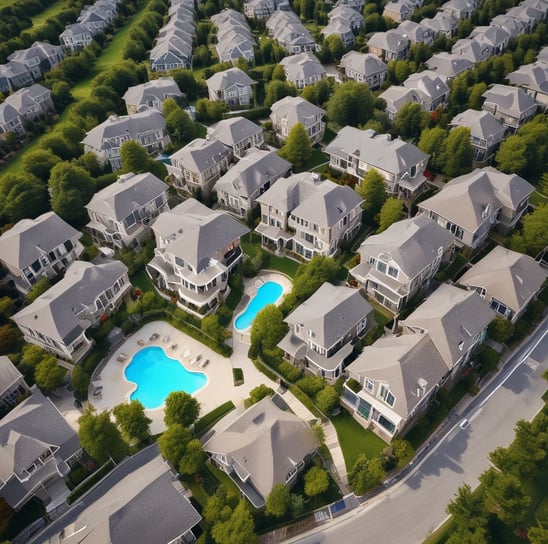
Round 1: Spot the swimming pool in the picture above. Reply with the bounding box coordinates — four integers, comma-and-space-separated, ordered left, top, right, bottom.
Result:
124, 346, 206, 409
234, 281, 283, 331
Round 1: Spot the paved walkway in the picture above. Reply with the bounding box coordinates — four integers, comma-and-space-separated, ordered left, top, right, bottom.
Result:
322, 420, 349, 493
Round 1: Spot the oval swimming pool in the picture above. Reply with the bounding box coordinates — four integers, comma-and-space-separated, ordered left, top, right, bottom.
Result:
234, 281, 283, 331
125, 346, 206, 409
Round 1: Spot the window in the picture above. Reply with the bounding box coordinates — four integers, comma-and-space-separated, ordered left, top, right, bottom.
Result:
388, 266, 398, 279
377, 261, 387, 274
475, 287, 486, 298
379, 384, 395, 407
368, 257, 376, 265
490, 299, 509, 316
365, 378, 374, 392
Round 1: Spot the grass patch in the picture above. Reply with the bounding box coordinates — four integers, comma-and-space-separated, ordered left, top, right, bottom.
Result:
31, 0, 68, 27
241, 233, 300, 278
232, 367, 244, 385
530, 190, 548, 206
442, 254, 468, 281
294, 148, 328, 174
194, 401, 235, 437
331, 409, 386, 471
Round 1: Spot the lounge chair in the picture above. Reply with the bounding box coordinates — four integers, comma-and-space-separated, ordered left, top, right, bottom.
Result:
162, 335, 170, 343
116, 353, 128, 362
170, 343, 177, 350
137, 339, 145, 346
200, 358, 209, 368
149, 333, 160, 341
182, 348, 190, 359
190, 354, 202, 366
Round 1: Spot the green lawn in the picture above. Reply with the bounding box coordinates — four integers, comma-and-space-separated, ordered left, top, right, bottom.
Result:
331, 409, 386, 472
241, 233, 300, 278
294, 148, 329, 173
31, 0, 68, 27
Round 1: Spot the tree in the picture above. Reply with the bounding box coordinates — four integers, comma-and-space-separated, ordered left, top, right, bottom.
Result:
78, 408, 129, 464
528, 522, 548, 544
265, 483, 291, 517
195, 98, 227, 123
165, 108, 196, 145
304, 466, 329, 497
514, 204, 548, 257
356, 168, 387, 220
248, 384, 275, 405
278, 123, 312, 167
25, 278, 51, 304
250, 305, 287, 353
446, 484, 487, 528
326, 82, 374, 127
51, 80, 73, 110
211, 500, 257, 544
348, 454, 385, 495
163, 391, 201, 427
418, 127, 447, 172
203, 485, 233, 526
468, 82, 487, 110
288, 256, 340, 308
201, 314, 223, 343
393, 60, 410, 84
113, 400, 152, 443
178, 438, 206, 475
311, 422, 325, 446
49, 162, 96, 226
271, 64, 286, 81
0, 174, 47, 224
441, 127, 473, 177
120, 140, 149, 173
394, 103, 426, 140
34, 356, 66, 394
315, 385, 339, 415
264, 80, 296, 108
487, 317, 513, 343
22, 149, 61, 182
0, 325, 20, 355
378, 198, 404, 232
391, 439, 415, 467
323, 34, 344, 63
19, 344, 48, 376
157, 423, 192, 466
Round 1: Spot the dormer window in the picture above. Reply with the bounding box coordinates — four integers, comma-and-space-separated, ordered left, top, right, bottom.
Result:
379, 384, 395, 407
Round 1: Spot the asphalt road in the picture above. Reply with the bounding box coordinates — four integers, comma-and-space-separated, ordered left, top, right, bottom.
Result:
290, 319, 548, 544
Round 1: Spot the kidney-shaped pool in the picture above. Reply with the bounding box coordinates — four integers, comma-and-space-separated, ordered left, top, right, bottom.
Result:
234, 281, 284, 331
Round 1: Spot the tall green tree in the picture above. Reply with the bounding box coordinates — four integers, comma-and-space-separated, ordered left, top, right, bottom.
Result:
418, 127, 447, 172
265, 483, 291, 518
157, 423, 192, 466
378, 197, 404, 232
304, 466, 329, 497
22, 149, 61, 182
264, 80, 296, 108
78, 408, 129, 464
203, 485, 233, 526
278, 123, 312, 167
348, 454, 385, 495
34, 356, 66, 394
326, 82, 374, 127
0, 174, 47, 224
113, 400, 152, 443
394, 103, 427, 140
441, 127, 473, 177
357, 168, 387, 219
250, 305, 287, 353
509, 204, 548, 257
49, 162, 96, 226
120, 140, 149, 173
163, 391, 201, 427
211, 500, 258, 544
178, 438, 206, 475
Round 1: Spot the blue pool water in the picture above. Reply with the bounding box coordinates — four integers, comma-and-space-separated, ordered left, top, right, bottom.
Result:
125, 346, 206, 409
234, 281, 283, 331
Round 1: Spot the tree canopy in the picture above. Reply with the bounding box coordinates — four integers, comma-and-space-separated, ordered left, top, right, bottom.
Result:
163, 391, 201, 427
378, 197, 405, 232
304, 466, 329, 497
356, 168, 387, 220
278, 123, 312, 167
265, 483, 291, 517
113, 400, 152, 443
34, 356, 66, 394
250, 304, 287, 353
326, 82, 374, 127
157, 423, 192, 466
211, 500, 257, 544
394, 103, 427, 140
441, 127, 473, 177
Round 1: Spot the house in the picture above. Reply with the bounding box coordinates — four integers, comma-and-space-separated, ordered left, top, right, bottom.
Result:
51, 453, 202, 544
244, 0, 275, 19
469, 26, 511, 55
321, 20, 355, 48
266, 10, 319, 54
422, 12, 458, 38
367, 31, 410, 61
325, 127, 429, 197
255, 172, 363, 259
168, 138, 231, 195
215, 149, 291, 217
279, 283, 374, 380
507, 61, 548, 108
0, 61, 35, 94
0, 390, 81, 512
12, 261, 131, 362
350, 215, 456, 313
6, 41, 64, 82
280, 53, 327, 89
441, 0, 475, 21
146, 199, 249, 316
418, 167, 535, 249
122, 77, 183, 115
379, 86, 423, 121
451, 38, 494, 64
206, 68, 256, 107
450, 109, 507, 163
383, 0, 415, 22
426, 52, 473, 82
206, 116, 264, 158
481, 84, 538, 133
85, 172, 169, 249
212, 9, 256, 63
339, 52, 388, 90
59, 23, 93, 51
335, 0, 366, 10
402, 70, 450, 112
0, 357, 30, 416
392, 20, 434, 46
270, 96, 325, 144
328, 5, 364, 32
81, 111, 171, 171
506, 4, 545, 33
204, 396, 317, 508
343, 333, 448, 438
490, 13, 528, 40
458, 246, 547, 323
0, 84, 53, 136
0, 212, 83, 295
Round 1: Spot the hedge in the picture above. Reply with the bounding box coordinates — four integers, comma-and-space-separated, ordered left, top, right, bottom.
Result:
67, 459, 114, 504
194, 401, 236, 437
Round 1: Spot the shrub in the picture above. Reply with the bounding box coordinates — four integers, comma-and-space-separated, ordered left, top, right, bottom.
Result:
278, 361, 303, 382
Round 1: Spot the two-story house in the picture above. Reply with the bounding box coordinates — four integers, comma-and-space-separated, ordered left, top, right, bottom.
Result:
12, 261, 131, 362
146, 199, 249, 316
6, 42, 64, 82
350, 215, 455, 313
328, 5, 364, 32
266, 10, 319, 54
481, 84, 538, 133
321, 20, 356, 48
206, 116, 264, 159
0, 212, 83, 295
244, 0, 275, 19
59, 24, 94, 51
451, 38, 494, 64
450, 109, 507, 163
367, 30, 410, 61
85, 172, 169, 249
280, 53, 327, 89
507, 61, 548, 109
122, 77, 183, 115
426, 52, 473, 82
458, 245, 547, 324
279, 283, 374, 381
0, 61, 35, 94
441, 0, 475, 20
325, 127, 430, 197
392, 20, 434, 46
422, 12, 458, 38
339, 52, 388, 90
168, 138, 231, 195
215, 149, 291, 217
255, 172, 363, 259
0, 357, 30, 417
418, 167, 535, 249
204, 397, 317, 508
0, 84, 54, 136
403, 70, 450, 112
212, 9, 256, 64
206, 68, 256, 107
469, 25, 511, 55
270, 96, 326, 144
383, 0, 415, 22
0, 390, 81, 512
81, 111, 171, 171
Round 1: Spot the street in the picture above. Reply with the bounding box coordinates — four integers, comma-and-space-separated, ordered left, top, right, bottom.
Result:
289, 319, 548, 544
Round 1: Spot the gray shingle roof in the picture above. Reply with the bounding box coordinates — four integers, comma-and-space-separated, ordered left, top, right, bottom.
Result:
0, 356, 24, 396
206, 67, 256, 92
368, 30, 409, 52
426, 52, 473, 79
450, 109, 506, 142
404, 70, 449, 100
339, 51, 388, 77
507, 61, 548, 95
280, 52, 327, 82
481, 84, 538, 117
170, 137, 230, 173
270, 96, 325, 127
122, 77, 182, 110
0, 211, 82, 271
206, 116, 263, 147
